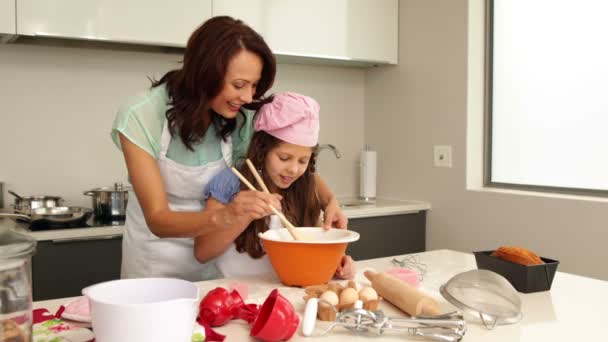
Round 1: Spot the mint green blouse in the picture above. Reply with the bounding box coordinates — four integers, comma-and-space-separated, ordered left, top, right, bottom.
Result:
111, 85, 254, 166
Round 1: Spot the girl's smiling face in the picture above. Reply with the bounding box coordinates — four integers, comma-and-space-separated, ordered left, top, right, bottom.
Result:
264, 142, 313, 191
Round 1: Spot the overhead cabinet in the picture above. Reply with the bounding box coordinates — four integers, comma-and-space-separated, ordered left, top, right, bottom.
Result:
11, 0, 398, 65
0, 0, 16, 35
213, 0, 398, 64
16, 0, 212, 47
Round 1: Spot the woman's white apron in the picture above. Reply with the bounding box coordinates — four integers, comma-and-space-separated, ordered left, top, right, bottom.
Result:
121, 121, 231, 281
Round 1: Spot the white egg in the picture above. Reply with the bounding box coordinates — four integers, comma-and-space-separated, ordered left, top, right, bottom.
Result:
319, 290, 339, 307
339, 287, 359, 305
358, 286, 378, 302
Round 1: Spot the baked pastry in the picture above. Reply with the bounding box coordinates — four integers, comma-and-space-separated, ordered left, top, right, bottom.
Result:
492, 246, 544, 266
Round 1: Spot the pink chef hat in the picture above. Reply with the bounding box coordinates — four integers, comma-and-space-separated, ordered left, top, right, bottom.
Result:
254, 92, 320, 147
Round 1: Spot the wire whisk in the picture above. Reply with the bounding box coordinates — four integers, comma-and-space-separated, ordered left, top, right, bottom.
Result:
391, 254, 428, 281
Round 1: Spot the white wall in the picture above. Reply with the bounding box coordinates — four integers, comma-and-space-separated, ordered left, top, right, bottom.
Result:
0, 44, 363, 208
365, 0, 608, 280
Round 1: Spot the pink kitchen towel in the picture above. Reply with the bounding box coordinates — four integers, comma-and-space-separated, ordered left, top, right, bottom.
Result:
57, 296, 91, 323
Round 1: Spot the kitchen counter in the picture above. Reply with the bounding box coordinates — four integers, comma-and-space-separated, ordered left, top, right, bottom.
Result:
33, 249, 607, 341
0, 217, 124, 241
1, 198, 429, 241
339, 197, 430, 218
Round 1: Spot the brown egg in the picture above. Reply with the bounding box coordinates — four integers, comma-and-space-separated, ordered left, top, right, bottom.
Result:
339, 287, 359, 305
358, 286, 378, 302
319, 290, 339, 307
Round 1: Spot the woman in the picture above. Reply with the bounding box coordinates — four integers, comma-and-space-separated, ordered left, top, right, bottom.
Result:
111, 16, 347, 281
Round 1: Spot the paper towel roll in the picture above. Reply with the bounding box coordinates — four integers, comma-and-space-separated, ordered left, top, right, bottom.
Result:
359, 149, 377, 200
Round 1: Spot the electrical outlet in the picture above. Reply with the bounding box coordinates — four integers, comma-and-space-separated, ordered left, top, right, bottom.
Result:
433, 145, 452, 167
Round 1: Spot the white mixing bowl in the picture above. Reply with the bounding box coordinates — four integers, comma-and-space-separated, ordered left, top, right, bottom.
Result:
82, 278, 199, 342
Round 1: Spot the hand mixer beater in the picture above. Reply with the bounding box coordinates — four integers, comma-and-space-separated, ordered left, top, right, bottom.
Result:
302, 299, 467, 342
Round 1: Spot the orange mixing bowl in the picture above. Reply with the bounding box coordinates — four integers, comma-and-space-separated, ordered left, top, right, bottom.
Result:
259, 228, 360, 286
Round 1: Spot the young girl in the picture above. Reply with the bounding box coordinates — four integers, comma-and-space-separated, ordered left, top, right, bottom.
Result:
194, 92, 355, 280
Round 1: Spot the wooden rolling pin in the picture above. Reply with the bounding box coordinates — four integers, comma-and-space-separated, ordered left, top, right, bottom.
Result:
364, 270, 441, 316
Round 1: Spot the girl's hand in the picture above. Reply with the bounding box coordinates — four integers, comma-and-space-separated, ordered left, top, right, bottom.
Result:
323, 198, 348, 230
335, 255, 356, 280
227, 190, 282, 223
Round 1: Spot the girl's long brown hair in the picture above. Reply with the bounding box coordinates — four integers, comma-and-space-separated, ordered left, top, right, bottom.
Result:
151, 16, 276, 150
235, 131, 321, 258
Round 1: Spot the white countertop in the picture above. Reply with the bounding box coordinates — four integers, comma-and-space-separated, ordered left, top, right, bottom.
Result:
0, 217, 124, 241
33, 249, 607, 342
0, 198, 429, 241
339, 197, 430, 218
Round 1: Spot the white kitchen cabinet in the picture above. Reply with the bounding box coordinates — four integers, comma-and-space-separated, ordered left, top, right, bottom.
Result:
213, 0, 398, 64
16, 0, 212, 47
0, 0, 16, 35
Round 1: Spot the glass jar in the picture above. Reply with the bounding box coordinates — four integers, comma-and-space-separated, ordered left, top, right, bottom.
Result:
1, 228, 36, 342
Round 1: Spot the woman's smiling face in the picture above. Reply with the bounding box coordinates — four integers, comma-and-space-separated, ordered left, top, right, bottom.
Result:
209, 49, 262, 119
264, 142, 313, 191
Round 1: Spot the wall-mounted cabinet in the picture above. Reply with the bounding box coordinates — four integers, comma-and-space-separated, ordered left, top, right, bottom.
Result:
213, 0, 398, 65
0, 0, 16, 35
16, 0, 212, 47
9, 0, 398, 66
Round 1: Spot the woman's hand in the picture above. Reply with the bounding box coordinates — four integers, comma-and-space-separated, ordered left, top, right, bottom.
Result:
322, 197, 348, 230
335, 255, 356, 280
225, 190, 282, 224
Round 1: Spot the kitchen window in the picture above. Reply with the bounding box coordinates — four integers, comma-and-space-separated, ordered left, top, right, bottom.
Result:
484, 0, 608, 196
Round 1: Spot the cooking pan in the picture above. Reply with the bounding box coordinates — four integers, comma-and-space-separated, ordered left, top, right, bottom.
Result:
8, 190, 64, 214
0, 206, 93, 226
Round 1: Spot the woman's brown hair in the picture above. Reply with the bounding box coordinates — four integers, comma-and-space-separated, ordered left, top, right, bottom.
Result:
152, 16, 276, 150
235, 131, 322, 258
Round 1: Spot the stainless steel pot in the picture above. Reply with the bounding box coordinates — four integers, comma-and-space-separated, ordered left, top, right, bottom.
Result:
8, 190, 64, 214
84, 183, 129, 222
